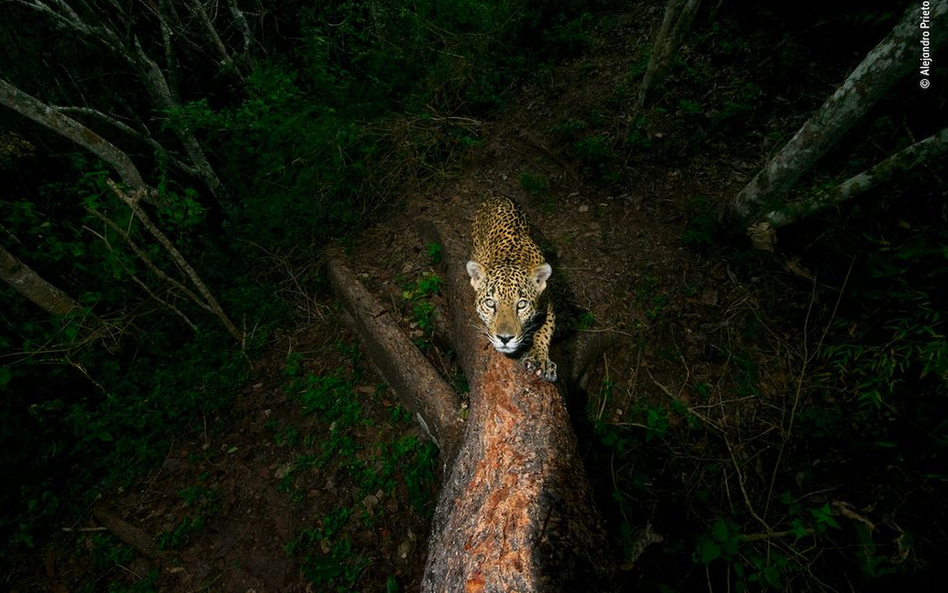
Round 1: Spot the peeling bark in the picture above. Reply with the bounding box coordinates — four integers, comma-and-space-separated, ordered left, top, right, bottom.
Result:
419, 219, 616, 593
325, 248, 464, 468
730, 1, 948, 223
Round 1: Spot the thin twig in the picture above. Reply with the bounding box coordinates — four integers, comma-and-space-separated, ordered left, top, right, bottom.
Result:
87, 207, 209, 311
725, 432, 771, 533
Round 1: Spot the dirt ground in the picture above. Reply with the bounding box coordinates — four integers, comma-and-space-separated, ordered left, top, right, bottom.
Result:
11, 3, 941, 592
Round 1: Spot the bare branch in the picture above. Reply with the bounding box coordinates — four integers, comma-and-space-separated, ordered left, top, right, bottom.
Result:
106, 180, 242, 342
186, 0, 236, 72
226, 0, 256, 58
130, 274, 200, 333
52, 104, 201, 177
0, 78, 150, 192
132, 34, 227, 202
86, 207, 212, 315
9, 0, 127, 54
760, 126, 948, 229
1, 242, 81, 317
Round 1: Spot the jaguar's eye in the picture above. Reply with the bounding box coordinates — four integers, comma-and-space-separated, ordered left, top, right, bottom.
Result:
516, 299, 528, 311
484, 298, 496, 309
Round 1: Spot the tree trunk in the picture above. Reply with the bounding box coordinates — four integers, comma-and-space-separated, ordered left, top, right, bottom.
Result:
634, 0, 702, 116
418, 220, 616, 593
325, 248, 464, 469
730, 1, 948, 224
760, 126, 948, 229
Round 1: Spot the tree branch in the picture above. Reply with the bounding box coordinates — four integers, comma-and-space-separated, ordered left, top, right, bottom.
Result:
106, 180, 242, 342
86, 208, 210, 315
760, 126, 948, 228
730, 2, 948, 223
52, 104, 201, 177
0, 78, 150, 192
326, 249, 464, 469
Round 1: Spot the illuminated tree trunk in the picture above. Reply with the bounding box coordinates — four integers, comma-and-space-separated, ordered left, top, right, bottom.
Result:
730, 1, 948, 224
327, 212, 618, 591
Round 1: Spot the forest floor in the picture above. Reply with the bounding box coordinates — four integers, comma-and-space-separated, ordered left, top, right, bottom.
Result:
11, 3, 944, 593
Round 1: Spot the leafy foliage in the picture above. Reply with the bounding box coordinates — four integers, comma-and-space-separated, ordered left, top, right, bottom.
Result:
281, 348, 438, 590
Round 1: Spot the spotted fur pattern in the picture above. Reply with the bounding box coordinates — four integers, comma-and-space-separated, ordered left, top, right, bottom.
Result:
466, 196, 557, 382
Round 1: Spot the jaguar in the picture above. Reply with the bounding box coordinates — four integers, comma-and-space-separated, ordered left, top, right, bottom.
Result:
466, 196, 557, 382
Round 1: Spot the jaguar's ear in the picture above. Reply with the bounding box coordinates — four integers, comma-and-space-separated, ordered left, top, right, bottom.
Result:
466, 260, 487, 289
532, 263, 552, 292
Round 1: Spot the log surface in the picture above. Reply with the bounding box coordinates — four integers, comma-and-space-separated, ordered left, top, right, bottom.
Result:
419, 219, 615, 592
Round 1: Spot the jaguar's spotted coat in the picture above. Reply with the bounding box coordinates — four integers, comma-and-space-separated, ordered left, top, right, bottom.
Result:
466, 196, 557, 382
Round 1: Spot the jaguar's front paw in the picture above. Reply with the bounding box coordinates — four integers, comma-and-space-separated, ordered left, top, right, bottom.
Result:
522, 355, 557, 383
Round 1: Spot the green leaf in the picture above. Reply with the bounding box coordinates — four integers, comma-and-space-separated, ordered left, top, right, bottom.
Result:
810, 503, 840, 529
698, 540, 721, 564
711, 518, 729, 542
763, 565, 783, 589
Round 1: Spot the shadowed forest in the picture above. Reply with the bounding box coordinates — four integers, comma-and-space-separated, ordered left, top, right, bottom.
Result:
2, 1, 947, 591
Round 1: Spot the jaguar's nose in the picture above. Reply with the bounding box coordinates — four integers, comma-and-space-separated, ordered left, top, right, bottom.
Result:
498, 334, 514, 345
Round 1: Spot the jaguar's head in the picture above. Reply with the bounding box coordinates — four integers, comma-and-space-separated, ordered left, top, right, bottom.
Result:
465, 260, 552, 354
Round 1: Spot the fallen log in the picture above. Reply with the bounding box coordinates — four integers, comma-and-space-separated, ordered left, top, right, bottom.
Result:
91, 504, 167, 562
419, 219, 616, 593
325, 248, 465, 468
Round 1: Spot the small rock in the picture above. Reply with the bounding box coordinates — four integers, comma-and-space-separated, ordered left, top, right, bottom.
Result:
397, 540, 413, 561
274, 463, 293, 480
